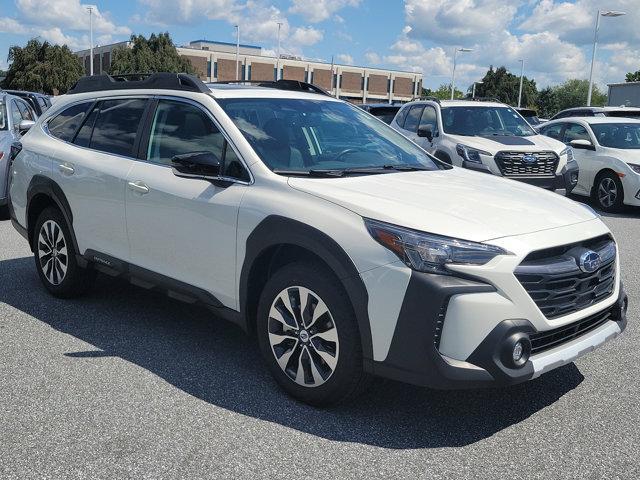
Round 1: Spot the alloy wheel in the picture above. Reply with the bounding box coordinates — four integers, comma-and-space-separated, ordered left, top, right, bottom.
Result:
598, 177, 618, 208
267, 286, 339, 387
38, 220, 68, 286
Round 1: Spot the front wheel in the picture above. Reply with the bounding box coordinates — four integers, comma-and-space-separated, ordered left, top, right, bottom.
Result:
256, 262, 369, 406
33, 207, 95, 298
593, 172, 624, 212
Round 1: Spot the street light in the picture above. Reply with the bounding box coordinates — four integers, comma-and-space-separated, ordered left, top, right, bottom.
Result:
587, 9, 626, 106
87, 6, 93, 76
276, 22, 283, 80
517, 59, 524, 108
234, 25, 240, 81
472, 81, 483, 99
451, 47, 472, 100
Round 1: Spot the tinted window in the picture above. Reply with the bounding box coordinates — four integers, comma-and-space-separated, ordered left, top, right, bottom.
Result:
442, 106, 535, 136
90, 99, 147, 157
540, 123, 564, 140
10, 101, 22, 127
16, 100, 34, 121
73, 108, 98, 148
591, 123, 640, 149
562, 123, 590, 143
367, 106, 400, 124
403, 105, 425, 132
48, 102, 93, 142
394, 105, 410, 127
419, 105, 438, 133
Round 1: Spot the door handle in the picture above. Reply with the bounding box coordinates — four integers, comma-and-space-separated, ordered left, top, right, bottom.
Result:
127, 181, 150, 195
58, 163, 75, 175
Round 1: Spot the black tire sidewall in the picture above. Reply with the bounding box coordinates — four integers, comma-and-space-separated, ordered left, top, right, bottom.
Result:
593, 172, 624, 212
256, 262, 364, 406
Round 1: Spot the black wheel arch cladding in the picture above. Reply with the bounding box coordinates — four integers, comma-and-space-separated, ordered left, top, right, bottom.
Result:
240, 215, 373, 361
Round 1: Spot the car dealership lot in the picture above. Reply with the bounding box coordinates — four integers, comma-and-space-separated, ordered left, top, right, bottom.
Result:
1, 204, 639, 480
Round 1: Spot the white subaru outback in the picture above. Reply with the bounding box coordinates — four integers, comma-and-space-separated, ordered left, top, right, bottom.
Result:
391, 98, 579, 193
7, 74, 627, 406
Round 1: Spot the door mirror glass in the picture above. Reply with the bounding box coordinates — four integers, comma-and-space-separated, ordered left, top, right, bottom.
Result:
18, 119, 35, 134
570, 139, 595, 150
417, 125, 433, 141
171, 151, 221, 179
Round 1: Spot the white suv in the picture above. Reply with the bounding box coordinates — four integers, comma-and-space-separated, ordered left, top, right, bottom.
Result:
391, 99, 579, 192
7, 74, 627, 406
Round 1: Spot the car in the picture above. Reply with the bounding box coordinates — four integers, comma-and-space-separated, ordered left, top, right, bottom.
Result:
538, 117, 640, 212
3, 90, 52, 117
1, 91, 37, 217
390, 98, 579, 193
8, 73, 627, 406
358, 103, 402, 124
515, 107, 542, 126
550, 106, 640, 121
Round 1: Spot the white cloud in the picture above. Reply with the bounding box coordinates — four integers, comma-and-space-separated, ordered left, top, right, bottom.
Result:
140, 0, 243, 25
0, 17, 29, 34
290, 26, 324, 46
336, 53, 354, 65
289, 0, 360, 23
364, 51, 381, 64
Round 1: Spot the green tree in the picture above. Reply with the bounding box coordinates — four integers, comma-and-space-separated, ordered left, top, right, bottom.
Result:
553, 78, 607, 110
626, 70, 640, 82
535, 87, 559, 119
2, 38, 83, 94
422, 83, 464, 100
472, 66, 537, 107
110, 32, 194, 75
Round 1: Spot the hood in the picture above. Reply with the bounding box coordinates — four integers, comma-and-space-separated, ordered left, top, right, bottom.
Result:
288, 168, 596, 242
449, 133, 565, 154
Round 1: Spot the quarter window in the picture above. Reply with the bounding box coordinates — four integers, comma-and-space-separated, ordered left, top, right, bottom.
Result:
90, 99, 148, 157
403, 105, 425, 133
48, 102, 93, 142
394, 105, 410, 128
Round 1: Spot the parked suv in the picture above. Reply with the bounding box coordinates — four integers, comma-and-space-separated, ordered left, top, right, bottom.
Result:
4, 90, 52, 117
1, 91, 37, 217
8, 74, 627, 405
550, 106, 640, 121
391, 99, 579, 192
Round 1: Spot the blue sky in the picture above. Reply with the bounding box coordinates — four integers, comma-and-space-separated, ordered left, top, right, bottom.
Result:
1, 0, 638, 92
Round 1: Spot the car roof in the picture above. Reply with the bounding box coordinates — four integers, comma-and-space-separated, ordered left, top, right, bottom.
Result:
206, 84, 340, 101
361, 103, 401, 108
545, 116, 640, 125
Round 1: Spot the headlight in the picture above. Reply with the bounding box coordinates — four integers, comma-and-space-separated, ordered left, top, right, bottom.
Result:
365, 218, 509, 274
628, 163, 640, 174
456, 144, 490, 164
560, 146, 574, 161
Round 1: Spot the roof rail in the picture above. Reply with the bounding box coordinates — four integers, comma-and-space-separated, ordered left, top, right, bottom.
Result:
209, 79, 331, 96
68, 73, 210, 94
419, 96, 441, 104
463, 96, 503, 103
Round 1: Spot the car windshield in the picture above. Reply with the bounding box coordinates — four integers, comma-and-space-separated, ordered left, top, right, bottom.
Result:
606, 110, 640, 119
217, 98, 442, 175
0, 102, 7, 130
442, 106, 536, 137
591, 123, 640, 149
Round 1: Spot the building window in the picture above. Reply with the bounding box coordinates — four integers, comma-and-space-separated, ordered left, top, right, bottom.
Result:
207, 61, 212, 78
213, 62, 218, 79
387, 79, 391, 93
310, 71, 314, 84
273, 68, 277, 81
202, 46, 209, 51
242, 64, 246, 80
248, 65, 252, 80
361, 77, 365, 90
333, 74, 337, 89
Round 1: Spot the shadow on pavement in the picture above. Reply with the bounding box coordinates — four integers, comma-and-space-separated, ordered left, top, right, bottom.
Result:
1, 256, 584, 449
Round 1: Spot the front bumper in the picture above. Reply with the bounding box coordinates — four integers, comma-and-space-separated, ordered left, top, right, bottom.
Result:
371, 271, 627, 389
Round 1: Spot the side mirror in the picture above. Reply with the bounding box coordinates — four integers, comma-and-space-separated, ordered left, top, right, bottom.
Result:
18, 119, 36, 134
570, 139, 595, 151
417, 125, 434, 142
171, 151, 221, 180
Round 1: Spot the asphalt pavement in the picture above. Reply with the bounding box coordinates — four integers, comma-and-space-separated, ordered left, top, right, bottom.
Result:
1, 202, 639, 479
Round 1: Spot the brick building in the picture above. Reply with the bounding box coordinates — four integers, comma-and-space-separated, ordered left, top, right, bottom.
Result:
75, 39, 423, 103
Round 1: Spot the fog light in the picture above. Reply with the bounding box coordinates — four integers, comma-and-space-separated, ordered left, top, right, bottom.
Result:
570, 172, 579, 185
501, 334, 531, 369
513, 341, 524, 362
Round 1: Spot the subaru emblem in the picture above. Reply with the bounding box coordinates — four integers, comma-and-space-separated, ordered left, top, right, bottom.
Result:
579, 250, 601, 273
522, 154, 537, 164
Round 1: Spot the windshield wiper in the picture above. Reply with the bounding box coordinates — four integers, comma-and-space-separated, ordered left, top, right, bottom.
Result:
273, 165, 431, 178
273, 168, 346, 177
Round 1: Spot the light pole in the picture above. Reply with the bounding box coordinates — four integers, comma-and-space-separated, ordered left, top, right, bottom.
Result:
587, 10, 626, 106
517, 59, 524, 107
276, 22, 283, 80
472, 81, 483, 99
234, 25, 240, 81
451, 47, 472, 100
87, 6, 93, 76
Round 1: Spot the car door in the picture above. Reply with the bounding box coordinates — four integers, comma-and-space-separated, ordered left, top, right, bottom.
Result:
416, 104, 438, 152
48, 97, 148, 260
125, 98, 250, 309
562, 122, 598, 195
400, 104, 425, 143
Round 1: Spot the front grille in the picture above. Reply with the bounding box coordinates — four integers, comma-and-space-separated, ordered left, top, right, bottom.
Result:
515, 235, 616, 319
494, 151, 559, 177
530, 305, 615, 355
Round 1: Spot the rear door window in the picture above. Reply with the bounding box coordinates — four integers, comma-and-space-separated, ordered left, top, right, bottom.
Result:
48, 102, 93, 142
89, 99, 148, 157
394, 105, 410, 127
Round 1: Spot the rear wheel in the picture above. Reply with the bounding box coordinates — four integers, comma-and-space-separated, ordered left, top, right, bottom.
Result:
256, 262, 369, 406
592, 171, 624, 212
33, 207, 95, 297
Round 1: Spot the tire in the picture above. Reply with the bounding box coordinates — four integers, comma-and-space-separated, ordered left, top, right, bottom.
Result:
592, 171, 624, 213
256, 262, 369, 406
0, 205, 9, 221
33, 206, 96, 298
